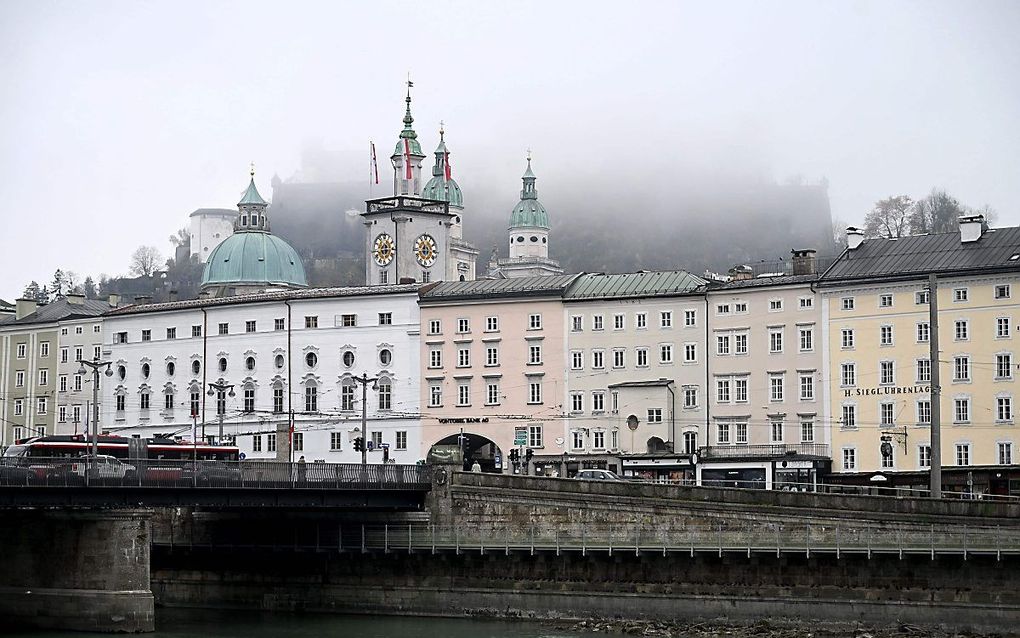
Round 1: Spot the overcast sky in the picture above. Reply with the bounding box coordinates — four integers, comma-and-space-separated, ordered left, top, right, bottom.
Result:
1, 0, 1017, 300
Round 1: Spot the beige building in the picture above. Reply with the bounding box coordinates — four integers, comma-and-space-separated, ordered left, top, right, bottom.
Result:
563, 271, 706, 481
418, 275, 579, 472
703, 251, 828, 490
819, 218, 1020, 496
0, 296, 111, 446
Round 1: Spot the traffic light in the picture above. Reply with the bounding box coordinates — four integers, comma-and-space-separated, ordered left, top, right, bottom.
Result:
353, 437, 364, 452
509, 449, 519, 463
525, 448, 534, 464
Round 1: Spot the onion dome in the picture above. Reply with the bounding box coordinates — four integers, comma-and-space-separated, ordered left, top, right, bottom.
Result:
508, 155, 549, 229
421, 126, 463, 207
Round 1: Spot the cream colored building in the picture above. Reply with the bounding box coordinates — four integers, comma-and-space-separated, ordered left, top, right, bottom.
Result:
563, 271, 706, 481
704, 252, 828, 490
819, 218, 1020, 496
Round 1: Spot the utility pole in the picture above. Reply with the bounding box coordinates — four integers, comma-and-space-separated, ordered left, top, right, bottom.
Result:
77, 357, 113, 486
353, 373, 378, 466
928, 274, 942, 498
206, 381, 235, 445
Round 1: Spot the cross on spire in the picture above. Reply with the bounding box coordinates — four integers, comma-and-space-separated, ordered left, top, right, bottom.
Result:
250, 161, 256, 177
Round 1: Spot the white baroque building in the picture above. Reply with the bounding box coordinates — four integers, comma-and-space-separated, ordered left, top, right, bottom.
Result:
101, 285, 423, 464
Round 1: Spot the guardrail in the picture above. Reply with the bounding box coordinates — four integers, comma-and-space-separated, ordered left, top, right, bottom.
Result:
155, 521, 1020, 559
0, 458, 431, 490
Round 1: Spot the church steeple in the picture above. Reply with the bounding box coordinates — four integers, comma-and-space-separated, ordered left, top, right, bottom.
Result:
520, 151, 538, 201
422, 122, 463, 208
236, 164, 270, 232
391, 78, 425, 196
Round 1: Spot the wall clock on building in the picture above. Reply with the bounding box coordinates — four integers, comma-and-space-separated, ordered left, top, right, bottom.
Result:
414, 234, 438, 267
373, 233, 395, 266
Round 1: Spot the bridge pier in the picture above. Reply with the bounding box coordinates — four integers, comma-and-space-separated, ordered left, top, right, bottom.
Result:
0, 509, 154, 633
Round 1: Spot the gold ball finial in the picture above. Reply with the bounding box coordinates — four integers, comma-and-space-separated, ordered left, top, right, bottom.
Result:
249, 161, 255, 178
526, 148, 532, 162
439, 119, 445, 141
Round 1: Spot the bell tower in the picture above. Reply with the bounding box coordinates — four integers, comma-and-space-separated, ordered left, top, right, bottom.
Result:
390, 79, 426, 196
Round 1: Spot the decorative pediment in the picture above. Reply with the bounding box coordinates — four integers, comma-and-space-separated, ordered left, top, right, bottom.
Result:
270, 374, 287, 387
302, 344, 320, 354
243, 349, 257, 359
139, 356, 151, 365
272, 347, 286, 356
137, 383, 151, 394
301, 372, 321, 386
377, 342, 394, 351
216, 350, 229, 358
241, 376, 258, 388
114, 385, 127, 396
163, 382, 176, 393
165, 355, 178, 363
340, 344, 357, 352
338, 373, 354, 384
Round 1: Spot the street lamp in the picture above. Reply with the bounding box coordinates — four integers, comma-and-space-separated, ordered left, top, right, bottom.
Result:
206, 381, 235, 445
77, 357, 113, 485
352, 373, 378, 466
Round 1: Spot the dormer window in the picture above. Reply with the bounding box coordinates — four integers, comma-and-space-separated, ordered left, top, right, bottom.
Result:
241, 215, 248, 226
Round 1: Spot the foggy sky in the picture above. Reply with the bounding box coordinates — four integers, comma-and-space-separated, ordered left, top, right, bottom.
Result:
1, 0, 1018, 301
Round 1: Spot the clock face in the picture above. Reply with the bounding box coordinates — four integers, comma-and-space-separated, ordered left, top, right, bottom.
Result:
414, 234, 438, 267
373, 233, 395, 266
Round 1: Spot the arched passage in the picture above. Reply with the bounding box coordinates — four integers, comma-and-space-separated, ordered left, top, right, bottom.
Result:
429, 432, 504, 472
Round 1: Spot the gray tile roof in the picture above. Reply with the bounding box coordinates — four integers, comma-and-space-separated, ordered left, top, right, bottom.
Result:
565, 271, 706, 300
820, 227, 1020, 284
0, 298, 111, 328
107, 284, 423, 317
710, 273, 819, 290
420, 274, 582, 301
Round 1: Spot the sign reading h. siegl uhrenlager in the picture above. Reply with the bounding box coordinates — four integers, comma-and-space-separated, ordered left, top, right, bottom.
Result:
843, 384, 931, 398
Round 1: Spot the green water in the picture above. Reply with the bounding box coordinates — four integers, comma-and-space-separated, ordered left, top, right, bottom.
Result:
8, 608, 578, 638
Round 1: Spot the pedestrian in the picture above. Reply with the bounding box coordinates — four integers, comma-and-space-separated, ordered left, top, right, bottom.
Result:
471, 459, 482, 473
297, 455, 307, 484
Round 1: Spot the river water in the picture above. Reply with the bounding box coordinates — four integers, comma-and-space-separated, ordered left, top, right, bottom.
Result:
8, 608, 578, 638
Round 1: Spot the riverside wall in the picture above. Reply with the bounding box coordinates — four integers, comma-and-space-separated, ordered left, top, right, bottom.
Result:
149, 471, 1020, 631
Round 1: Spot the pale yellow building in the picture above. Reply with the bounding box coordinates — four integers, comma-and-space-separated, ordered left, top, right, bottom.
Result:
819, 218, 1019, 496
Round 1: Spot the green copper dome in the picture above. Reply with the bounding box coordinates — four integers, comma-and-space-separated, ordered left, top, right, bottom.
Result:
202, 232, 307, 288
508, 158, 549, 229
422, 176, 463, 207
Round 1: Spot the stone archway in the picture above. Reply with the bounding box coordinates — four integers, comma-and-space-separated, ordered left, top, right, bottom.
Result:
429, 432, 504, 472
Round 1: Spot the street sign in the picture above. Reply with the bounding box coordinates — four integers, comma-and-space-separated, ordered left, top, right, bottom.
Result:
514, 427, 527, 446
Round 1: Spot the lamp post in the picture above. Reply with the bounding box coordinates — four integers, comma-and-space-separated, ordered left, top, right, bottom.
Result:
77, 357, 113, 486
352, 373, 378, 466
206, 381, 235, 445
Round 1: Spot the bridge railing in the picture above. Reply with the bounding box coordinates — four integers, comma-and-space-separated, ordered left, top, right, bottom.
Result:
0, 457, 431, 490
155, 520, 1020, 557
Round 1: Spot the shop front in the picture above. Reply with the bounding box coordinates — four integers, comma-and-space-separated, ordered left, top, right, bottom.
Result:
621, 454, 694, 484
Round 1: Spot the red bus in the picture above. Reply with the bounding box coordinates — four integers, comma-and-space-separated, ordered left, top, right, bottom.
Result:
3, 434, 239, 461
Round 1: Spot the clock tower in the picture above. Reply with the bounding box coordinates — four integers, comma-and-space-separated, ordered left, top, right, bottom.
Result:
363, 84, 477, 285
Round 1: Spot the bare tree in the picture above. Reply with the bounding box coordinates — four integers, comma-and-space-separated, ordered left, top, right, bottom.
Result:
130, 245, 162, 277
831, 217, 849, 250
909, 189, 964, 235
169, 227, 190, 248
863, 195, 913, 239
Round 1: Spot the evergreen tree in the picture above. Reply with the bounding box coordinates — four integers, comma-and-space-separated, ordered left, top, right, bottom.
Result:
22, 281, 41, 300
51, 269, 65, 298
37, 285, 51, 303
82, 276, 97, 299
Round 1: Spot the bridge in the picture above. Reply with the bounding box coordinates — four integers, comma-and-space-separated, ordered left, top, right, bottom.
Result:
4, 462, 1020, 634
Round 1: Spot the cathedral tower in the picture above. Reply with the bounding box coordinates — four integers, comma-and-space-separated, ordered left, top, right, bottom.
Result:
490, 153, 562, 278
390, 82, 425, 196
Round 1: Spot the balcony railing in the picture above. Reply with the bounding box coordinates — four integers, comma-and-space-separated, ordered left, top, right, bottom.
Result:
700, 443, 830, 459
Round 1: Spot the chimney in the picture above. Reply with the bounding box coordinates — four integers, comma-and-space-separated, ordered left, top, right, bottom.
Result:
107, 293, 121, 307
15, 298, 37, 320
168, 290, 179, 303
134, 295, 152, 305
727, 265, 753, 281
846, 226, 864, 250
791, 249, 818, 275
959, 214, 985, 243
66, 293, 85, 305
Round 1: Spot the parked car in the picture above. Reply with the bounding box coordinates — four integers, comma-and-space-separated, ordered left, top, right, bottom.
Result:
574, 469, 622, 481
66, 455, 136, 483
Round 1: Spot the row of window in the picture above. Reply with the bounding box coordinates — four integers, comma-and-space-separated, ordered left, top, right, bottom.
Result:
428, 343, 542, 369
426, 314, 543, 336
112, 313, 395, 344
839, 284, 1012, 313
839, 353, 1013, 387
842, 441, 1014, 470
427, 380, 542, 407
570, 309, 693, 332
713, 419, 816, 444
715, 373, 816, 404
13, 342, 50, 359
839, 317, 1011, 350
839, 396, 1014, 428
10, 397, 49, 416
251, 430, 410, 453
60, 325, 102, 336
59, 345, 103, 364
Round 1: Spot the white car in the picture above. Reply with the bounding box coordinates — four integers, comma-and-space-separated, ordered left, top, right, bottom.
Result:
574, 469, 622, 481
67, 455, 136, 482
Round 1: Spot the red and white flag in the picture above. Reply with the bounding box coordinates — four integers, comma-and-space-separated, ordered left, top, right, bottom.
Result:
444, 149, 451, 181
370, 141, 379, 185
403, 138, 412, 180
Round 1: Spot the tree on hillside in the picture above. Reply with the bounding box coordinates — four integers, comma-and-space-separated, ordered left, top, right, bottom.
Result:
82, 276, 97, 299
129, 245, 162, 277
22, 281, 41, 301
909, 189, 964, 235
50, 269, 65, 298
169, 227, 190, 248
864, 196, 912, 239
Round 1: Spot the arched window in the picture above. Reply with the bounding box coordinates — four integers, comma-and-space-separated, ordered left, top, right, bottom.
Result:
243, 384, 255, 413
377, 378, 392, 411
141, 363, 150, 379
379, 349, 392, 366
272, 381, 284, 414
275, 354, 285, 369
192, 360, 201, 376
117, 365, 127, 381
164, 386, 175, 411
305, 352, 317, 368
219, 357, 227, 373
304, 383, 318, 413
245, 356, 256, 371
166, 361, 175, 377
342, 351, 355, 367
340, 378, 356, 411
140, 388, 151, 411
